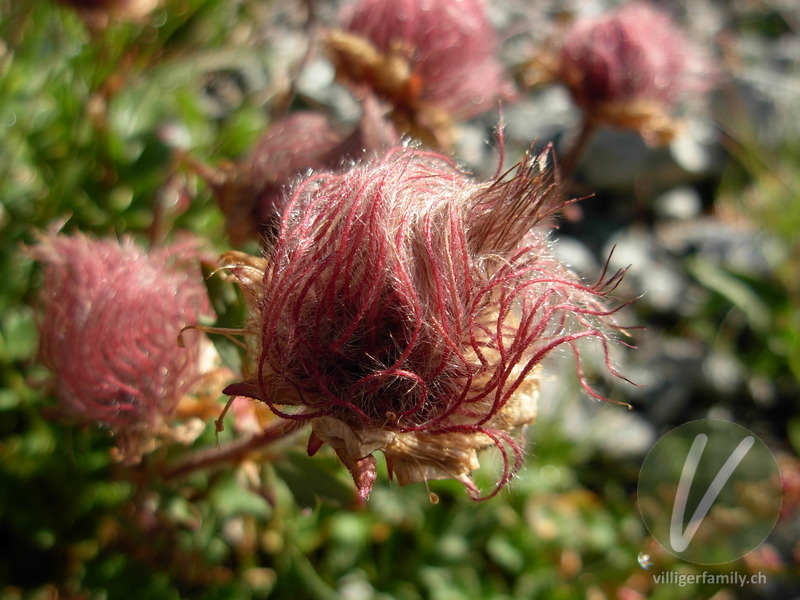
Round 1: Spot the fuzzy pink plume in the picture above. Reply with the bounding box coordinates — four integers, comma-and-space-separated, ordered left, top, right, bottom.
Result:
329, 0, 513, 148
201, 98, 398, 247
220, 112, 345, 246
222, 146, 629, 501
343, 0, 508, 119
559, 2, 714, 143
31, 232, 213, 463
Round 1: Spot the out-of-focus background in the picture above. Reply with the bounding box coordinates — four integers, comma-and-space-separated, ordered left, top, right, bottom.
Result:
1, 0, 798, 598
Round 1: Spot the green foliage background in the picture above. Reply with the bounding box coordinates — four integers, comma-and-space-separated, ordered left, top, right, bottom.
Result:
0, 1, 798, 599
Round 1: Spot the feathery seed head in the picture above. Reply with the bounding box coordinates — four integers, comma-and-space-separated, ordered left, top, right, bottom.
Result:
559, 2, 714, 144
223, 146, 629, 500
31, 232, 213, 463
327, 0, 513, 148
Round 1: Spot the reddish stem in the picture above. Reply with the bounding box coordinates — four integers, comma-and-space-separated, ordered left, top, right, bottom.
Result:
559, 117, 597, 183
163, 418, 306, 480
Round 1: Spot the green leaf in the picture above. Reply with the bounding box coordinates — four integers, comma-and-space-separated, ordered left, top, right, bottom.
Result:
686, 257, 771, 332
789, 418, 800, 456
273, 451, 356, 509
0, 305, 38, 362
207, 476, 272, 520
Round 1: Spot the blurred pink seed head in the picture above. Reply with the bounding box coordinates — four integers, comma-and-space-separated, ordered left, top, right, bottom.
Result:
200, 99, 398, 247
31, 232, 213, 463
222, 146, 629, 501
329, 0, 513, 147
558, 2, 714, 143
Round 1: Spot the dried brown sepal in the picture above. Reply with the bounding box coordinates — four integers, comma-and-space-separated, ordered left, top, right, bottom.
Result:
324, 29, 453, 149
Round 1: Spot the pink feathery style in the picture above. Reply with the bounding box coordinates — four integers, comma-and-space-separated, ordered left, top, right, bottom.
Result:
328, 0, 513, 147
558, 2, 713, 143
221, 146, 629, 501
31, 232, 213, 463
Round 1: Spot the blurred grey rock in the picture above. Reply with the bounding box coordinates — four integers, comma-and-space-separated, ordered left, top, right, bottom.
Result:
536, 369, 656, 459
578, 122, 719, 192
504, 88, 577, 151
623, 336, 706, 425
729, 33, 800, 148
656, 217, 785, 275
592, 407, 656, 459
654, 186, 702, 220
295, 59, 363, 123
669, 115, 720, 175
578, 130, 651, 190
295, 56, 336, 100
454, 121, 498, 176
551, 234, 598, 277
604, 226, 690, 313
193, 52, 272, 119
703, 350, 744, 396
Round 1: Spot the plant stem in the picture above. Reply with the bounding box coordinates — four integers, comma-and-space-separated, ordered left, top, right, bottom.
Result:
560, 117, 597, 183
164, 418, 306, 480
